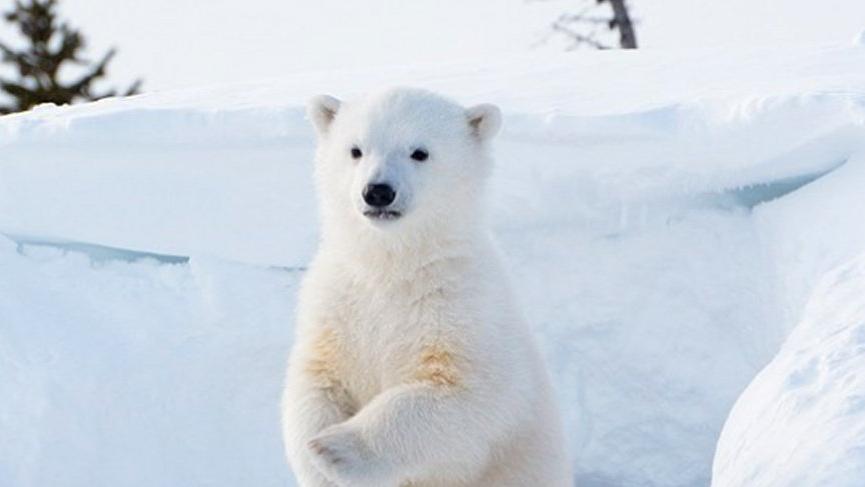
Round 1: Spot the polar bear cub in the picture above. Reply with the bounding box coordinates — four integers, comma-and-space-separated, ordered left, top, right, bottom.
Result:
281, 88, 571, 487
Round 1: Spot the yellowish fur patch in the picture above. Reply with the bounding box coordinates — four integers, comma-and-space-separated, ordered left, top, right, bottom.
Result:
305, 328, 341, 382
304, 328, 355, 413
414, 342, 462, 388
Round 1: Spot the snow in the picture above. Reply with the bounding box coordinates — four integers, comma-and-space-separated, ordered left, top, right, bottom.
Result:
856, 29, 865, 47
713, 250, 865, 486
2, 43, 865, 486
0, 242, 297, 486
711, 151, 865, 487
4, 46, 865, 267
754, 151, 865, 336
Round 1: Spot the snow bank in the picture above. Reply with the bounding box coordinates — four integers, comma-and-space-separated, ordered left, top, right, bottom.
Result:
2, 46, 865, 266
712, 152, 865, 486
755, 152, 865, 337
0, 236, 297, 487
713, 251, 865, 486
521, 207, 778, 486
2, 44, 865, 486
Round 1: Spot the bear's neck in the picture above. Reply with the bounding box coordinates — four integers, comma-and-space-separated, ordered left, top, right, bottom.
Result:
320, 215, 490, 280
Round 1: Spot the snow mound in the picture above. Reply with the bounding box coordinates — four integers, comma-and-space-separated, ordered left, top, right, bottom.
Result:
712, 151, 865, 487
0, 236, 298, 487
713, 252, 865, 486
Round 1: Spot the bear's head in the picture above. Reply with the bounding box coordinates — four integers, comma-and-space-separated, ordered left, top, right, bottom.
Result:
308, 88, 501, 243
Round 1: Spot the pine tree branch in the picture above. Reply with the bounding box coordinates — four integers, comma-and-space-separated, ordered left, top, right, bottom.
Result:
1, 45, 40, 78
42, 25, 82, 79
125, 79, 142, 96
68, 48, 114, 98
1, 80, 40, 111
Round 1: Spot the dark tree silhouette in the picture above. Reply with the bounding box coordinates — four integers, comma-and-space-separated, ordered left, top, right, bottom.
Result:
549, 0, 638, 50
0, 0, 141, 114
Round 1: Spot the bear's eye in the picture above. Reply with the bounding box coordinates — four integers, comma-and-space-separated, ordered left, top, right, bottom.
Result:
350, 146, 363, 159
410, 148, 429, 162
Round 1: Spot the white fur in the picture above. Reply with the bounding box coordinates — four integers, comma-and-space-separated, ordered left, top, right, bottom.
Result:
282, 88, 571, 486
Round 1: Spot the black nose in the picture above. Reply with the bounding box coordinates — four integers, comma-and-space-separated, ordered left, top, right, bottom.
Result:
363, 183, 396, 208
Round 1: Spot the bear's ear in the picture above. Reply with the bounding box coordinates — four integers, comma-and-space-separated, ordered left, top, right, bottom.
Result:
466, 103, 502, 142
307, 94, 342, 136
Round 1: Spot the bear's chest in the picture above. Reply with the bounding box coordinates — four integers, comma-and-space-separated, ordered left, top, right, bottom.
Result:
332, 279, 460, 403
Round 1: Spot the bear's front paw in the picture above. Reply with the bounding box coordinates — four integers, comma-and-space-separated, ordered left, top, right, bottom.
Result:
308, 424, 392, 486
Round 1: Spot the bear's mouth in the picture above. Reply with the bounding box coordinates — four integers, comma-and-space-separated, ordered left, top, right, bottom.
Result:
363, 209, 402, 221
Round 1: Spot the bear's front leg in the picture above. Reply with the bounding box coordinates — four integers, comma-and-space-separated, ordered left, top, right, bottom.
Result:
282, 374, 350, 486
308, 380, 503, 486
282, 330, 357, 487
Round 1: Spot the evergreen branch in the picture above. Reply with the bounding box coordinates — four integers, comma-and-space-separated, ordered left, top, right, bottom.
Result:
68, 47, 114, 98
125, 79, 142, 96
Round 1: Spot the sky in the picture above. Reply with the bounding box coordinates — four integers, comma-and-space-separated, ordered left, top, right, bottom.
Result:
1, 0, 864, 93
